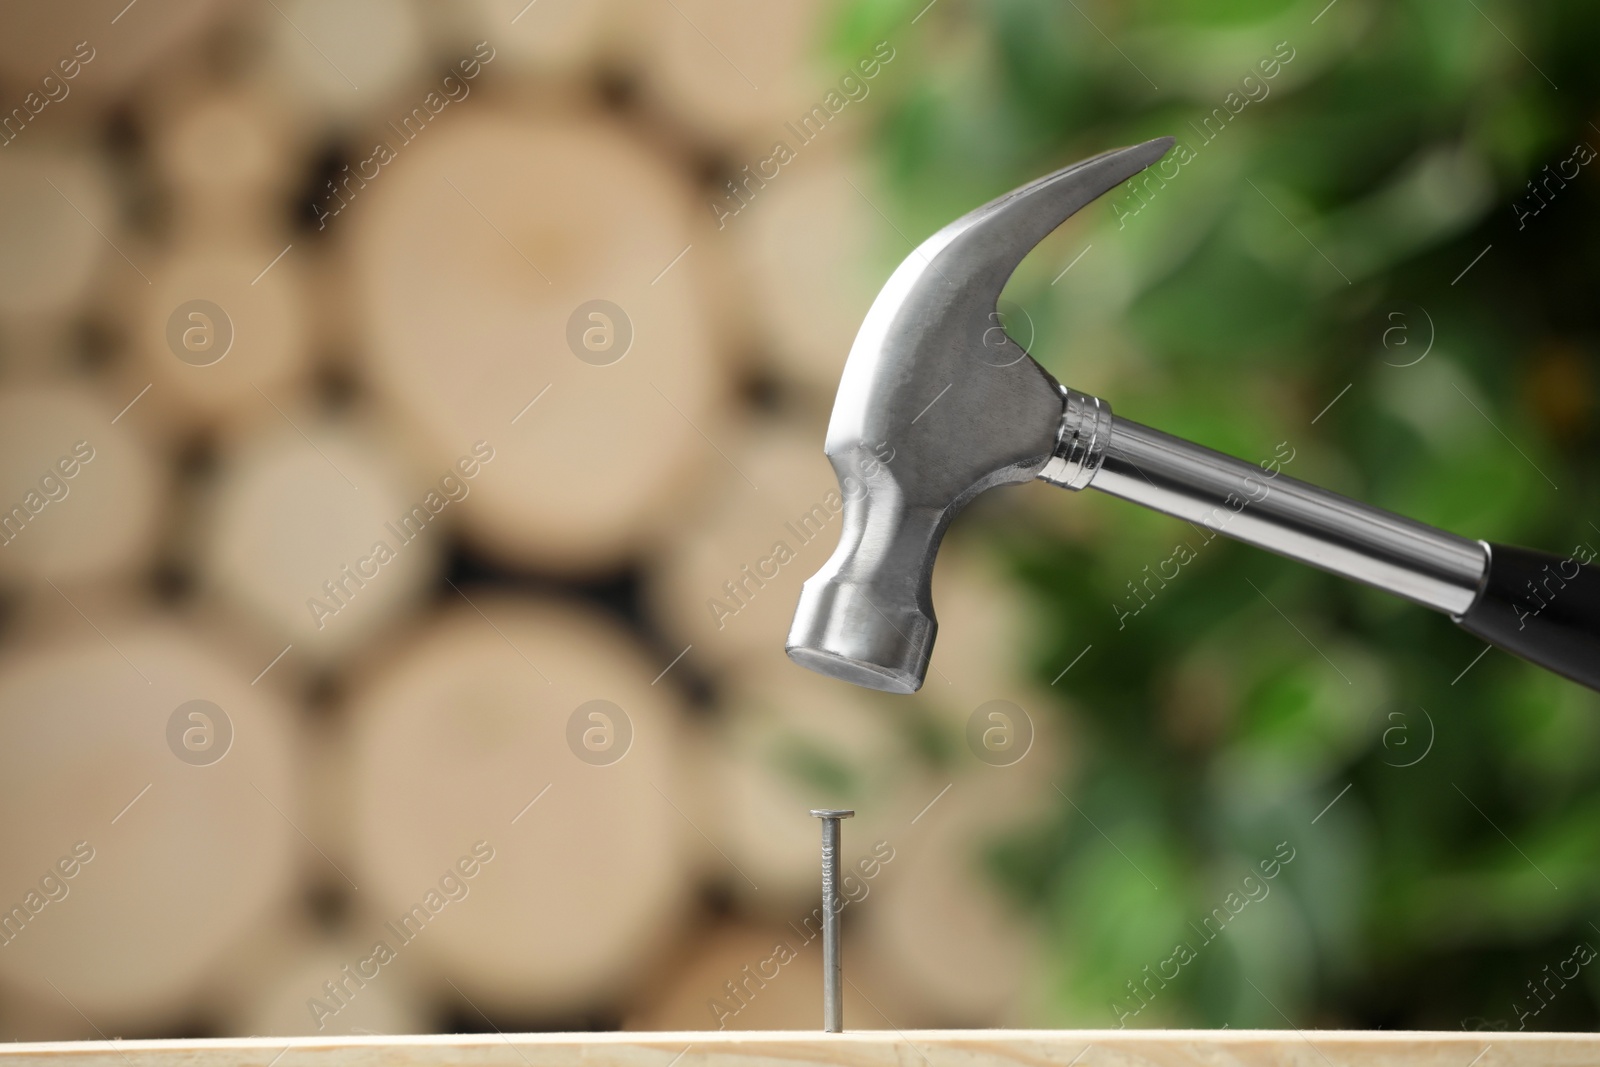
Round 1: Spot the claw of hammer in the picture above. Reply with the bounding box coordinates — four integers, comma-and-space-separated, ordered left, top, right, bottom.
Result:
786, 138, 1174, 693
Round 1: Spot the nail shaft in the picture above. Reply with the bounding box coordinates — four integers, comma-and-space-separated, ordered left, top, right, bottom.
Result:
810, 807, 853, 1033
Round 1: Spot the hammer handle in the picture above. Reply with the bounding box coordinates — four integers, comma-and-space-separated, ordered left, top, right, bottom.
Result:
1079, 417, 1600, 692
1087, 417, 1486, 615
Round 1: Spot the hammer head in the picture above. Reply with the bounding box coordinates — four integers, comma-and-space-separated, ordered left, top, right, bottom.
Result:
786, 138, 1173, 693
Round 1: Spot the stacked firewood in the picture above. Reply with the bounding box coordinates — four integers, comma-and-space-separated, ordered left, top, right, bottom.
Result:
0, 0, 1056, 1040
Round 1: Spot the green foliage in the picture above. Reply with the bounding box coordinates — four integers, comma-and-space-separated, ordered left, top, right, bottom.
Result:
836, 0, 1600, 1029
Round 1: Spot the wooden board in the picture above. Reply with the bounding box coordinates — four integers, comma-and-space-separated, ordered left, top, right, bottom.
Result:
0, 1029, 1582, 1066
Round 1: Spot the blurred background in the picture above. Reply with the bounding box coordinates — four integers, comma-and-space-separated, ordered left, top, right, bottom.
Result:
0, 0, 1597, 1043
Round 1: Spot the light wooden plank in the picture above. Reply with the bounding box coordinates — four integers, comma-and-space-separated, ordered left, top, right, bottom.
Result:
0, 1029, 1579, 1067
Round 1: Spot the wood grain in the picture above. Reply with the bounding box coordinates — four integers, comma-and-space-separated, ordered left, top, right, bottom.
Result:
0, 1028, 1578, 1066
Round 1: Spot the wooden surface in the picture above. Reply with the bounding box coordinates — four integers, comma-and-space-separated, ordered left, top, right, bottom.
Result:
0, 1029, 1584, 1066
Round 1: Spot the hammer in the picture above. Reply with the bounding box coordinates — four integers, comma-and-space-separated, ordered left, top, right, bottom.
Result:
786, 138, 1600, 695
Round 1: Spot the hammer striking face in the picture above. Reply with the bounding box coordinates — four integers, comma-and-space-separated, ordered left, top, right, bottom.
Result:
786, 139, 1176, 693
787, 138, 1600, 696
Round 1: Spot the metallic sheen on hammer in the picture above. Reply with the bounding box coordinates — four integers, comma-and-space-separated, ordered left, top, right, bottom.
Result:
785, 137, 1600, 694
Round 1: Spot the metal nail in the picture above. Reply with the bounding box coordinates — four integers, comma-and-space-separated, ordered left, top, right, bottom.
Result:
809, 807, 854, 1033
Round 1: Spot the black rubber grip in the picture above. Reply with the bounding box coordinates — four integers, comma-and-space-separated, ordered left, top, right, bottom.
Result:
1456, 543, 1600, 692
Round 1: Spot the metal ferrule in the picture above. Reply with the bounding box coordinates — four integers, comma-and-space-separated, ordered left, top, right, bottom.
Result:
1038, 386, 1114, 490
